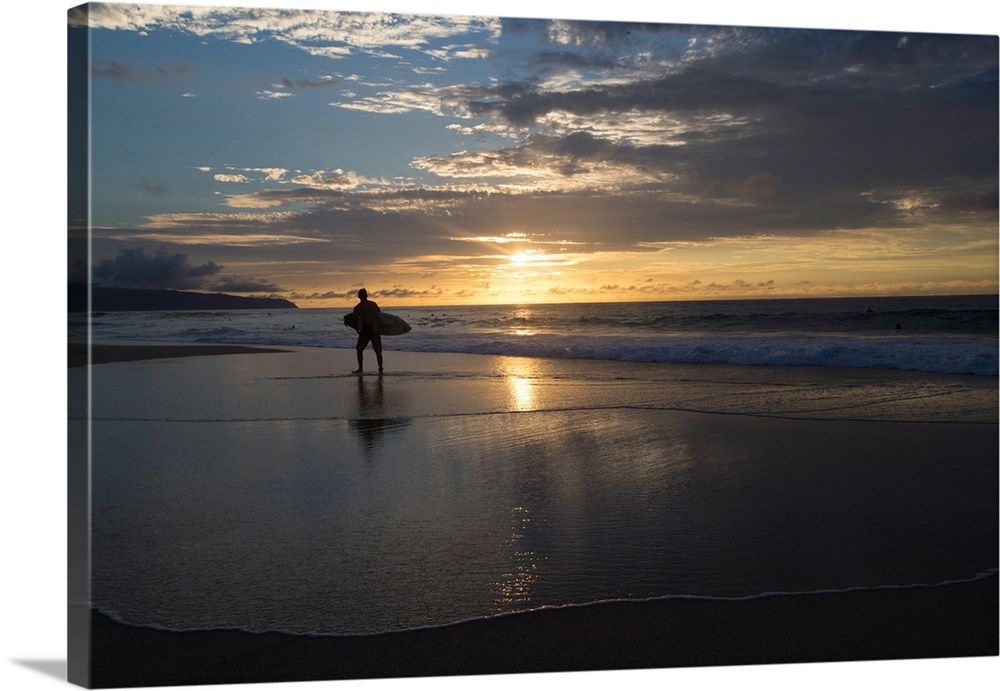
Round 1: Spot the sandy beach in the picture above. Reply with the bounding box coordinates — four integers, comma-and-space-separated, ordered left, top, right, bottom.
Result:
81, 576, 997, 688
68, 344, 998, 688
68, 342, 290, 367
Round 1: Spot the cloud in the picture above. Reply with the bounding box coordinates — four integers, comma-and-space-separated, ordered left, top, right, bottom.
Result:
197, 166, 386, 198
252, 168, 290, 181
108, 230, 329, 248
209, 277, 284, 293
541, 18, 687, 48
424, 44, 492, 61
139, 211, 301, 229
411, 131, 680, 192
93, 248, 223, 290
219, 186, 477, 214
288, 289, 344, 302
256, 90, 295, 100
75, 4, 503, 61
436, 29, 997, 229
88, 9, 995, 233
91, 59, 196, 83
137, 178, 167, 195
201, 167, 290, 184
331, 83, 456, 115
369, 285, 447, 300
256, 75, 340, 99
91, 248, 288, 295
279, 75, 340, 89
288, 169, 367, 189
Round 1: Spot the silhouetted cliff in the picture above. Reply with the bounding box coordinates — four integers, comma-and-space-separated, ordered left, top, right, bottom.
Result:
68, 285, 298, 312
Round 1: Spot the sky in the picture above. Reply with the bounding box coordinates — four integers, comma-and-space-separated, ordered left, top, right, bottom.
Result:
68, 1, 998, 307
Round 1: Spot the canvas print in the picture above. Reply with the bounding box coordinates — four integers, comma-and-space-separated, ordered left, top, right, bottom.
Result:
67, 2, 998, 688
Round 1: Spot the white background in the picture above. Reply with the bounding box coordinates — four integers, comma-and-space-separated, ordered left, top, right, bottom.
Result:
5, 1, 997, 690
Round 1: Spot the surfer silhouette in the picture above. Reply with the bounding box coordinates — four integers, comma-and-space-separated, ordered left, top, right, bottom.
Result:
352, 288, 383, 374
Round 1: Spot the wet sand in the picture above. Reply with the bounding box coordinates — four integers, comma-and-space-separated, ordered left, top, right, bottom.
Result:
68, 343, 998, 688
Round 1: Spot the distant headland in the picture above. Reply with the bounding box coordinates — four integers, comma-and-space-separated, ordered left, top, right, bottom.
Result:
68, 284, 298, 312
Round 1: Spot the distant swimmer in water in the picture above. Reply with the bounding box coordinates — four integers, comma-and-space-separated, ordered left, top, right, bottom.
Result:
896, 323, 902, 331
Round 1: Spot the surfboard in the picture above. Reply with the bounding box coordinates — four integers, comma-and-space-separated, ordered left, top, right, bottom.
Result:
343, 311, 412, 336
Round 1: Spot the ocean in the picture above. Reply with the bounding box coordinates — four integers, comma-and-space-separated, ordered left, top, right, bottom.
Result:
74, 293, 998, 375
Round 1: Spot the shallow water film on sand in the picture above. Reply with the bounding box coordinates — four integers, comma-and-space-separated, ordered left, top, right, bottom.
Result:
78, 346, 998, 635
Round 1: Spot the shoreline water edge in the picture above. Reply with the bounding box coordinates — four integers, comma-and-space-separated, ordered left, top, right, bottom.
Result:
81, 574, 998, 688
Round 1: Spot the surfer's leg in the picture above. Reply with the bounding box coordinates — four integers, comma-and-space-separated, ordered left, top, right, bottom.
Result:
355, 331, 370, 372
372, 329, 383, 372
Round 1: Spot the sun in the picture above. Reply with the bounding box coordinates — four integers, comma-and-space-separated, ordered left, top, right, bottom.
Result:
509, 250, 539, 266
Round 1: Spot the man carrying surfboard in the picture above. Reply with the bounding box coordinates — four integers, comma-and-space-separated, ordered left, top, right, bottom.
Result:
352, 288, 383, 374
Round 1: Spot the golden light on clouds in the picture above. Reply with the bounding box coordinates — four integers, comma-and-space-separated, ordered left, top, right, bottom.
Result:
508, 250, 543, 266
306, 223, 995, 307
277, 219, 997, 308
